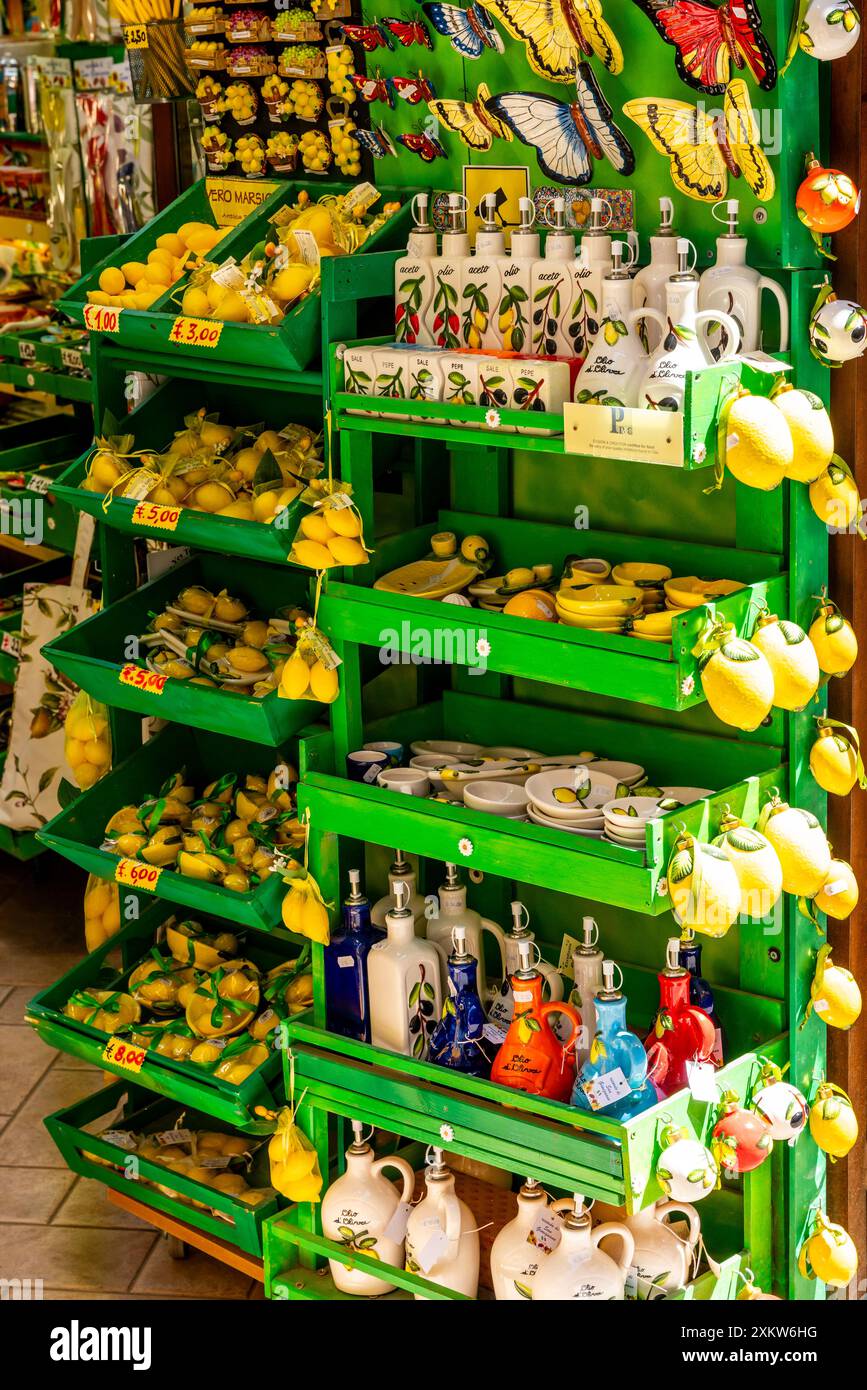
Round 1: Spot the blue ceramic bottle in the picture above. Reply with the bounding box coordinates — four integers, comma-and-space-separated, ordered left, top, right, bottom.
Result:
679, 938, 725, 1066
429, 926, 493, 1078
324, 869, 384, 1042
572, 960, 657, 1119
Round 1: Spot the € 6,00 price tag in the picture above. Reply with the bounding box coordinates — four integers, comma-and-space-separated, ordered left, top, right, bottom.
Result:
122, 23, 149, 48
115, 858, 162, 893
84, 304, 124, 334
119, 663, 168, 695
130, 499, 181, 533
102, 1036, 147, 1073
169, 316, 224, 350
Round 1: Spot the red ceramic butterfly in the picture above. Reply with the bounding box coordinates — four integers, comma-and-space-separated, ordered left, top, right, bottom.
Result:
340, 22, 392, 51
632, 0, 777, 94
397, 131, 447, 161
391, 74, 436, 104
350, 73, 395, 105
381, 17, 434, 49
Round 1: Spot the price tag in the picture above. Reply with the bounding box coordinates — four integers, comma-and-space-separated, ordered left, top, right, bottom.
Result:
119, 663, 168, 695
18, 340, 37, 362
528, 1208, 563, 1253
168, 316, 224, 350
84, 304, 124, 334
686, 1060, 718, 1103
482, 1021, 508, 1046
122, 23, 149, 49
115, 858, 162, 892
102, 1036, 147, 1072
383, 1201, 411, 1244
291, 229, 320, 267
337, 955, 355, 968
61, 347, 85, 370
414, 1224, 449, 1274
27, 474, 51, 495
1, 631, 21, 660
101, 1129, 137, 1150
513, 989, 533, 1004
557, 933, 580, 980
581, 1067, 631, 1112
155, 1128, 194, 1146
199, 1154, 231, 1169
130, 499, 181, 533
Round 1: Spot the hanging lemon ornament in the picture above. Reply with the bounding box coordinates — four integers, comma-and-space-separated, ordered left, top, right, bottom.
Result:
809, 456, 864, 532
758, 793, 831, 898
771, 384, 835, 483
813, 858, 859, 919
723, 391, 793, 490
695, 622, 775, 731
798, 1210, 858, 1288
667, 830, 742, 938
809, 720, 865, 795
712, 812, 783, 918
809, 1081, 859, 1160
809, 597, 858, 676
807, 943, 862, 1029
750, 611, 820, 711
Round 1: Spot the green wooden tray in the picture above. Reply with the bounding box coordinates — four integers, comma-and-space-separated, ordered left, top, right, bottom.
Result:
44, 1080, 280, 1257
265, 1216, 470, 1300
27, 909, 292, 1130
36, 723, 317, 932
44, 552, 323, 746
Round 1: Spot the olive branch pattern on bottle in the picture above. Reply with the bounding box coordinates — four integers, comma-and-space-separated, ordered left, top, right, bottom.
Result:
445, 367, 474, 406
574, 387, 626, 407
513, 373, 548, 415
410, 367, 435, 401
345, 361, 372, 393
532, 276, 563, 353
433, 273, 460, 349
395, 277, 424, 343
334, 1225, 381, 1260
376, 366, 405, 398
498, 283, 528, 351
479, 371, 508, 409
408, 963, 437, 1058
462, 280, 489, 349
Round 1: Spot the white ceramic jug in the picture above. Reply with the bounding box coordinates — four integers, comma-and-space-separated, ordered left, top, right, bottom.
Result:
321, 1122, 415, 1296
490, 1178, 573, 1300
405, 1148, 479, 1299
609, 1198, 701, 1300
532, 1194, 635, 1301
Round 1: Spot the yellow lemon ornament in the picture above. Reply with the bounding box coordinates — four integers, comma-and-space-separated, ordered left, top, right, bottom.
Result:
809, 1082, 859, 1161
750, 612, 820, 711
667, 832, 742, 938
807, 943, 862, 1030
810, 721, 863, 795
798, 1211, 858, 1288
712, 813, 783, 919
724, 392, 793, 490
758, 793, 831, 898
813, 858, 859, 919
772, 385, 835, 484
809, 457, 863, 531
809, 598, 858, 677
697, 623, 775, 732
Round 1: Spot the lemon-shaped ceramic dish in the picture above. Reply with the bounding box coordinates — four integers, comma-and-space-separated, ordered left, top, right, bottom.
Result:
612, 562, 672, 588
562, 557, 611, 585
166, 920, 240, 970
186, 964, 260, 1040
374, 556, 481, 599
664, 576, 745, 609
557, 583, 643, 614
63, 988, 141, 1033
556, 609, 629, 631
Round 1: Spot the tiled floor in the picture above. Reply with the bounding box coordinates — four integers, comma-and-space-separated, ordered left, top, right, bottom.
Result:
0, 856, 258, 1300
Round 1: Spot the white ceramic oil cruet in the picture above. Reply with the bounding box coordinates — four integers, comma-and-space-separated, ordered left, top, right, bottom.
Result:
321, 1121, 416, 1296
404, 1147, 480, 1299
699, 199, 790, 356
371, 849, 426, 934
427, 863, 507, 998
487, 900, 563, 1026
531, 1193, 635, 1301
570, 916, 603, 1069
611, 1197, 702, 1300
489, 1177, 574, 1300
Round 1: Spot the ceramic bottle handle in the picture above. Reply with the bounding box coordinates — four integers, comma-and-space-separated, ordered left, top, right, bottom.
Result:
539, 960, 564, 1003
683, 1005, 718, 1060
694, 309, 741, 362
540, 999, 582, 1054
759, 276, 790, 352
592, 1222, 635, 1274
628, 306, 666, 344
439, 1189, 462, 1263
371, 1153, 415, 1204
656, 1198, 701, 1249
481, 917, 509, 982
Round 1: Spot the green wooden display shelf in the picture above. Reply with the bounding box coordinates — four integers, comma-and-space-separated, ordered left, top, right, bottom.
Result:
36, 723, 318, 932
0, 329, 90, 374
44, 552, 323, 745
0, 361, 93, 403
0, 751, 43, 859
0, 454, 93, 556
27, 910, 293, 1130
45, 1080, 280, 1257
298, 692, 785, 912
61, 178, 412, 374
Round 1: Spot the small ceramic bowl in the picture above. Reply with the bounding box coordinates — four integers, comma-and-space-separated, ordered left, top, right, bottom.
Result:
409, 753, 460, 790
527, 804, 605, 835
464, 781, 530, 817
525, 768, 619, 820
660, 786, 712, 806
346, 749, 390, 784
603, 796, 671, 828
377, 768, 430, 797
364, 740, 404, 767
586, 759, 646, 787
478, 745, 542, 760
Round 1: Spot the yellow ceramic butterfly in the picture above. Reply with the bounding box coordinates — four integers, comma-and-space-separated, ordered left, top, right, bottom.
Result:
479, 0, 623, 82
623, 79, 775, 204
428, 81, 512, 151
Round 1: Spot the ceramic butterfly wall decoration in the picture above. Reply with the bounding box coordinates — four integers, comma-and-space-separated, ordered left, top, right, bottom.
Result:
351, 73, 395, 105
486, 63, 635, 184
631, 0, 777, 94
624, 77, 775, 202
428, 81, 513, 151
480, 0, 623, 81
392, 74, 437, 103
422, 1, 505, 57
381, 16, 434, 49
340, 22, 392, 51
356, 125, 398, 158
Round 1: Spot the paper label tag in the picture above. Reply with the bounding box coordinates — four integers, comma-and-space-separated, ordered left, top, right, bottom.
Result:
122, 23, 149, 49
199, 1154, 232, 1169
482, 1021, 508, 1046
212, 258, 244, 289
291, 228, 320, 266
337, 955, 355, 968
343, 181, 380, 215
557, 933, 580, 980
383, 1201, 411, 1244
822, 880, 846, 896
528, 1208, 563, 1253
61, 346, 85, 370
581, 1067, 631, 1111
102, 1037, 147, 1072
686, 1060, 718, 1102
624, 1266, 639, 1299
84, 304, 124, 334
513, 989, 533, 1004
564, 402, 684, 469
101, 1129, 137, 1150
18, 340, 37, 362
711, 1028, 724, 1066
130, 499, 182, 533
813, 997, 829, 1014
169, 316, 224, 350
115, 858, 162, 892
119, 663, 168, 695
415, 1225, 449, 1274
27, 473, 51, 495
156, 1128, 193, 1146
0, 631, 21, 660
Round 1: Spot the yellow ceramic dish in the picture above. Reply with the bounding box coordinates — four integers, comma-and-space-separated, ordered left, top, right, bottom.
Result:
664, 576, 745, 609
612, 562, 672, 588
556, 610, 628, 631
562, 558, 612, 585
556, 584, 643, 616
374, 557, 481, 599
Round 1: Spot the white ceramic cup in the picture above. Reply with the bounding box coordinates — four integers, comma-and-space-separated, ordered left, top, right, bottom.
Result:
377, 767, 430, 797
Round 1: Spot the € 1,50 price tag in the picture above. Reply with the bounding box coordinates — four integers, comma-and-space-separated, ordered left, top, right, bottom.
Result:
83, 304, 124, 334
102, 1036, 147, 1072
130, 499, 181, 533
169, 316, 224, 350
119, 663, 168, 695
122, 23, 149, 49
115, 858, 162, 892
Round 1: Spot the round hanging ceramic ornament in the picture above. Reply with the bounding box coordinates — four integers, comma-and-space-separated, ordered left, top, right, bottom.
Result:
810, 283, 867, 364
712, 1093, 774, 1175
656, 1125, 718, 1203
797, 155, 861, 234
751, 1063, 809, 1144
800, 0, 861, 61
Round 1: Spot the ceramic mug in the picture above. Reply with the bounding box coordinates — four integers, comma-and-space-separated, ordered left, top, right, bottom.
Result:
347, 749, 390, 784
377, 767, 430, 797
364, 740, 404, 767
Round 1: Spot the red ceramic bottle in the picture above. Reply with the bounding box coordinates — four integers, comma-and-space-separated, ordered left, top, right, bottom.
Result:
645, 938, 717, 1097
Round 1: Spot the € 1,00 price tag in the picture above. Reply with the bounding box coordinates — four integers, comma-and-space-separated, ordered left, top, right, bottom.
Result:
130, 499, 181, 533
102, 1036, 147, 1072
119, 663, 168, 695
83, 304, 124, 334
115, 858, 162, 892
168, 316, 224, 349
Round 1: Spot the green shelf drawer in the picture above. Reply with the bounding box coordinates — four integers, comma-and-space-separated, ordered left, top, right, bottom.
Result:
45, 1080, 281, 1257
0, 361, 93, 403
27, 910, 293, 1131
44, 552, 323, 746
0, 751, 43, 860
264, 1217, 469, 1301
36, 723, 318, 933
280, 1021, 786, 1215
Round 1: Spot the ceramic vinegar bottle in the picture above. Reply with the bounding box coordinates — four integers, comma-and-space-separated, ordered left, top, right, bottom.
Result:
699, 199, 790, 356
530, 196, 585, 357
487, 900, 563, 1029
531, 1194, 635, 1301
572, 960, 657, 1119
499, 195, 540, 353
490, 939, 582, 1102
632, 239, 741, 410
371, 849, 427, 935
571, 916, 603, 1070
573, 241, 649, 408
428, 925, 493, 1078
367, 882, 444, 1060
405, 1148, 480, 1299
462, 191, 507, 351
616, 1197, 701, 1300
632, 197, 679, 351
679, 937, 725, 1066
321, 1121, 415, 1296
324, 869, 384, 1042
427, 863, 507, 999
575, 196, 614, 350
430, 191, 470, 351
393, 191, 438, 346
489, 1178, 574, 1300
644, 937, 718, 1097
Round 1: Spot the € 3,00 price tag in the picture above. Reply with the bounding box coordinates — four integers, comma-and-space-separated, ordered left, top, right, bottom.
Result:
83, 304, 124, 334
115, 858, 162, 893
169, 316, 224, 350
130, 499, 181, 533
119, 663, 168, 696
102, 1036, 147, 1073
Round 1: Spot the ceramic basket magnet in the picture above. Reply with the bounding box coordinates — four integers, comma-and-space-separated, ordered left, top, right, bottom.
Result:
343, 346, 380, 418
509, 359, 571, 437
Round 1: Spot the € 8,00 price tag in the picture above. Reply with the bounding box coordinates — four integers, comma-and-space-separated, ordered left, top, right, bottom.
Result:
115, 858, 162, 892
169, 316, 224, 349
83, 304, 124, 334
122, 23, 149, 48
119, 663, 168, 696
102, 1036, 147, 1072
130, 499, 181, 533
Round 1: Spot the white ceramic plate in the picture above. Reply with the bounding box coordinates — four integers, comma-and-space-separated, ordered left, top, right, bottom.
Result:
524, 767, 619, 820
477, 745, 542, 760
527, 804, 605, 835
586, 759, 646, 786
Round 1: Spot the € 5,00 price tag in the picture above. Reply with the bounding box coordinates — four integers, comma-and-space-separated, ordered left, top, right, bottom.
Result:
102, 1036, 147, 1073
83, 304, 124, 334
115, 858, 162, 893
169, 316, 224, 350
130, 499, 181, 533
119, 663, 168, 696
